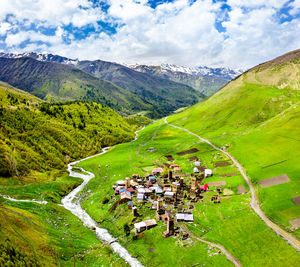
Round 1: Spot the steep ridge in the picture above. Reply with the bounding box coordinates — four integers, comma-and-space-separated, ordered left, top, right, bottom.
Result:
168, 49, 300, 235
127, 64, 232, 96
0, 54, 203, 118
76, 60, 203, 116
0, 57, 151, 116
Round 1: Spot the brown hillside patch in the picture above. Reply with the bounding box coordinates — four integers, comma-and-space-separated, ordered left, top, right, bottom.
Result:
237, 185, 245, 194
292, 196, 300, 205
289, 217, 300, 230
250, 49, 300, 72
259, 174, 290, 188
220, 173, 237, 177
165, 155, 174, 161
215, 161, 231, 167
177, 148, 199, 156
207, 181, 226, 187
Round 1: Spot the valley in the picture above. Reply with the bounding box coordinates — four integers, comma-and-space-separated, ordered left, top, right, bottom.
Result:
0, 49, 299, 266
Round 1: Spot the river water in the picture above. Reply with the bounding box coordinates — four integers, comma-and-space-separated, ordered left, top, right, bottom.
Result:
62, 142, 144, 266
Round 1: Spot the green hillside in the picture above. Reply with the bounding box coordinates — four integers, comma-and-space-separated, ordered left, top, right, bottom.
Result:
0, 82, 140, 266
0, 81, 137, 182
167, 49, 300, 233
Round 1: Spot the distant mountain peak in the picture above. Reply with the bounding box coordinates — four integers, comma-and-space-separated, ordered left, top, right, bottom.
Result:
126, 63, 243, 80
0, 52, 79, 66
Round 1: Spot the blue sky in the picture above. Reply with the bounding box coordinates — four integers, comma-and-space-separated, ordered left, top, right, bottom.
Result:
0, 0, 299, 68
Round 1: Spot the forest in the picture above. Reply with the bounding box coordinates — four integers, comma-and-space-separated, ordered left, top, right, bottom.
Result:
0, 84, 150, 180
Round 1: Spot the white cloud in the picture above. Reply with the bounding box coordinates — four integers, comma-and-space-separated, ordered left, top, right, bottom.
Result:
5, 32, 29, 46
0, 0, 102, 27
0, 0, 299, 68
0, 22, 11, 35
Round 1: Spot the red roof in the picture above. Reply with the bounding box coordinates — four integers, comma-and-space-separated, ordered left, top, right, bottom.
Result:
126, 188, 135, 193
161, 214, 169, 220
174, 167, 182, 172
152, 168, 163, 174
170, 164, 179, 168
199, 184, 209, 190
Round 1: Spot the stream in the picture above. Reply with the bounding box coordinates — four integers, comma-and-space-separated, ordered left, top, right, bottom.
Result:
62, 145, 144, 266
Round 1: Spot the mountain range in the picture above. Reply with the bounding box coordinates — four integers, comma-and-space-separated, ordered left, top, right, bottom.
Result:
0, 53, 205, 118
0, 52, 241, 103
126, 63, 242, 96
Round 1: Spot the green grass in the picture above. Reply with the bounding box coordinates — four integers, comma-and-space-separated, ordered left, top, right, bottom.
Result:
166, 56, 300, 236
77, 117, 299, 266
0, 198, 126, 266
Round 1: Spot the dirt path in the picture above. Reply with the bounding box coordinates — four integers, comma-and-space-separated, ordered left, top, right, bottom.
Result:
180, 225, 242, 267
165, 117, 300, 251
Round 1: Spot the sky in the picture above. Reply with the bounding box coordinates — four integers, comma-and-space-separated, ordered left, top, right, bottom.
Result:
0, 0, 299, 69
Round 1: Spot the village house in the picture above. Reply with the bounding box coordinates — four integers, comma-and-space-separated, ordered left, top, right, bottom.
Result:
148, 175, 156, 183
144, 219, 157, 230
152, 167, 163, 176
120, 191, 132, 203
193, 167, 199, 173
165, 191, 175, 199
137, 193, 146, 201
170, 164, 179, 169
174, 166, 182, 172
116, 180, 126, 187
134, 221, 146, 233
130, 180, 139, 188
195, 161, 201, 166
132, 174, 139, 180
134, 219, 157, 233
204, 169, 213, 177
199, 184, 209, 191
175, 213, 194, 222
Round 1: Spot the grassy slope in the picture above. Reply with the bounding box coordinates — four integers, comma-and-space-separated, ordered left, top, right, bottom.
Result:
0, 84, 140, 266
0, 198, 126, 266
77, 119, 299, 266
167, 49, 300, 236
0, 82, 144, 211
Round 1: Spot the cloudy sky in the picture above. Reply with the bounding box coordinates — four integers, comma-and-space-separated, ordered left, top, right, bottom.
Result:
0, 0, 299, 69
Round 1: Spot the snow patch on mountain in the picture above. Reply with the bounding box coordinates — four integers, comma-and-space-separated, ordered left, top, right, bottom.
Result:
126, 63, 243, 80
0, 52, 79, 66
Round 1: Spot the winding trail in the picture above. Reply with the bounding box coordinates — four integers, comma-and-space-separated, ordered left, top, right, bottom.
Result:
164, 117, 300, 251
180, 225, 241, 267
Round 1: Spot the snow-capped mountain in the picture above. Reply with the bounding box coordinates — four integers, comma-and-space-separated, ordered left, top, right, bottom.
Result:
126, 63, 243, 80
0, 52, 79, 65
0, 52, 241, 96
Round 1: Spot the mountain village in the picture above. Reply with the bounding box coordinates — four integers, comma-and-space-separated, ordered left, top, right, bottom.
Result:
110, 148, 226, 240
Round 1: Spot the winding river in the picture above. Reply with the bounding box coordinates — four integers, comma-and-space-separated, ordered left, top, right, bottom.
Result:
62, 145, 144, 267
